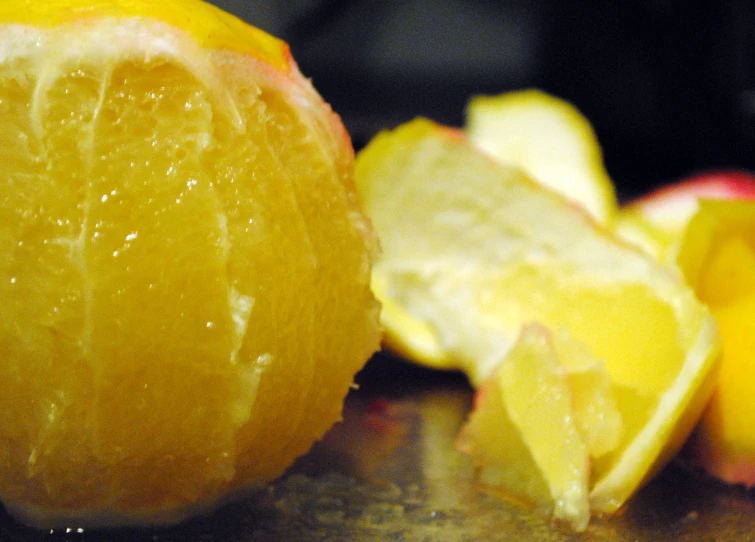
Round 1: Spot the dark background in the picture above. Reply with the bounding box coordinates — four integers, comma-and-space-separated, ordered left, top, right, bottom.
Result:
212, 0, 755, 200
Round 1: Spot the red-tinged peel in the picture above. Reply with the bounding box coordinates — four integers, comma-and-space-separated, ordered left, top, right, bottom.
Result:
616, 170, 755, 263
356, 117, 721, 529
688, 428, 755, 488
686, 292, 755, 487
632, 170, 755, 206
628, 170, 755, 230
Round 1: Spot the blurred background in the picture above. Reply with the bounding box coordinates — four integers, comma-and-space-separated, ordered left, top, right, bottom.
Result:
210, 0, 755, 200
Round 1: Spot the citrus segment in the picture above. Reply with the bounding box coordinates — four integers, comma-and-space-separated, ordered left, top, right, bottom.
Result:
0, 0, 379, 528
355, 118, 720, 522
465, 89, 617, 225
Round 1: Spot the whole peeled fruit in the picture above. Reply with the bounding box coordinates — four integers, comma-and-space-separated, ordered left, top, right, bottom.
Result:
0, 0, 380, 529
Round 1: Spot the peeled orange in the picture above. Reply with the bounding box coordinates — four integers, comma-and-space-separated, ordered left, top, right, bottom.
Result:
0, 0, 380, 528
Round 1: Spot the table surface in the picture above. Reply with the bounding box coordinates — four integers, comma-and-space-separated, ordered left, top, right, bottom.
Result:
2, 353, 755, 541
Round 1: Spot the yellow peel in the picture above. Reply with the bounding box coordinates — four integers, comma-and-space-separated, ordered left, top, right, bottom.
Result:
675, 200, 755, 486
356, 118, 720, 523
459, 324, 590, 532
466, 89, 617, 225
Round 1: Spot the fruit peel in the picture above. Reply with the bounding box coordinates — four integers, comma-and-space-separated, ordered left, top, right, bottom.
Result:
466, 89, 618, 225
616, 170, 755, 264
691, 338, 755, 487
618, 175, 755, 490
589, 313, 721, 513
458, 324, 591, 532
552, 329, 624, 459
356, 118, 720, 528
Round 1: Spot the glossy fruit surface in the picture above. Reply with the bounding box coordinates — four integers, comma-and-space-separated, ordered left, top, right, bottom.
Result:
0, 0, 380, 528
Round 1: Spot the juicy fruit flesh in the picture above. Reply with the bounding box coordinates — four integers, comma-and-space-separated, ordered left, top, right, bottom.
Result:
0, 19, 379, 526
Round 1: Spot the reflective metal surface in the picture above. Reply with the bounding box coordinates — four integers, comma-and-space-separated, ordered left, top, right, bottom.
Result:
2, 353, 755, 541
